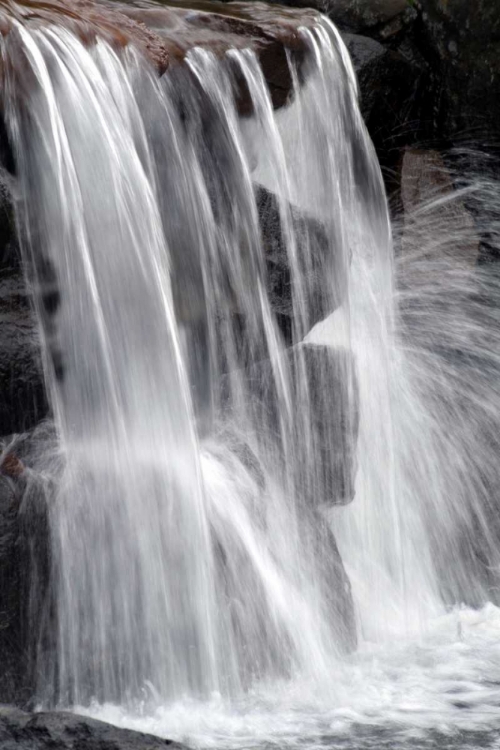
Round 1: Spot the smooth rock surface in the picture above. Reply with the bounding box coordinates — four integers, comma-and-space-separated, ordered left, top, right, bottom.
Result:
0, 706, 189, 750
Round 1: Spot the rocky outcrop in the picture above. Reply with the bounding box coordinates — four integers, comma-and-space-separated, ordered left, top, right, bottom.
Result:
0, 446, 53, 706
400, 148, 480, 267
0, 0, 321, 115
0, 179, 47, 439
216, 0, 416, 37
324, 0, 417, 37
418, 0, 500, 138
256, 185, 346, 344
343, 33, 427, 179
0, 706, 188, 750
225, 343, 359, 508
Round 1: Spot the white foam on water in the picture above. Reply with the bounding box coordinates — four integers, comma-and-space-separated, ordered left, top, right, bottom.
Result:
78, 604, 500, 748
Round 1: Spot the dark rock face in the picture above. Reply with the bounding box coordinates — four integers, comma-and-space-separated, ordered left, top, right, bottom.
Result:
0, 0, 321, 116
0, 456, 53, 706
418, 0, 500, 138
343, 32, 427, 187
0, 706, 188, 750
324, 0, 416, 36
0, 179, 47, 439
256, 185, 346, 345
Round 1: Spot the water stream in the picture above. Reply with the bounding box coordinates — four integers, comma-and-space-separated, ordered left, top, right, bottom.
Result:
2, 4, 500, 747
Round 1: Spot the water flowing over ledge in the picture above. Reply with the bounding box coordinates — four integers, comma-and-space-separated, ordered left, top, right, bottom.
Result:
1, 1, 500, 748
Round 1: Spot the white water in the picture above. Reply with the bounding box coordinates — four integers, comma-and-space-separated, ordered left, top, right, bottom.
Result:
79, 604, 500, 748
3, 4, 500, 747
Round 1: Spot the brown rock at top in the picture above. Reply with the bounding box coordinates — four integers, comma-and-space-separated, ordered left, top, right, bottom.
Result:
0, 0, 321, 112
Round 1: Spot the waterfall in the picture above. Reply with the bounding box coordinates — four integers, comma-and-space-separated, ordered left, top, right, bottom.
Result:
1, 12, 391, 706
3, 0, 500, 742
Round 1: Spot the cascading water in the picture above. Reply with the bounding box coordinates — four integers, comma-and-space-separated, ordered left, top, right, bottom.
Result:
1, 7, 378, 706
3, 1, 500, 747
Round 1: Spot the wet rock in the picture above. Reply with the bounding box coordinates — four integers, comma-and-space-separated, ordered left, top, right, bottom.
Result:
326, 0, 416, 36
256, 185, 346, 344
2, 0, 320, 115
0, 706, 189, 750
228, 343, 359, 508
212, 0, 414, 35
0, 277, 47, 438
417, 0, 500, 137
343, 33, 426, 173
0, 181, 47, 438
0, 450, 52, 706
401, 148, 479, 267
316, 517, 357, 652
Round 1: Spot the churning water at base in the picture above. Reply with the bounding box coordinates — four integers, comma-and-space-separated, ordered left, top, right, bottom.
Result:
3, 2, 500, 747
78, 603, 500, 749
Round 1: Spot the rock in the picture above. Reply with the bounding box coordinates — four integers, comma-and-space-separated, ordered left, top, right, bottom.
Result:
0, 179, 48, 438
1, 0, 321, 115
0, 706, 189, 750
210, 0, 415, 36
256, 185, 346, 345
0, 449, 53, 706
342, 33, 427, 176
316, 517, 357, 652
0, 276, 48, 438
400, 148, 479, 268
418, 0, 500, 137
325, 0, 416, 35
224, 343, 359, 508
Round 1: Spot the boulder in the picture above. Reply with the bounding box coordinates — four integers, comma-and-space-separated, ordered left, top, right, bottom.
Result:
400, 148, 479, 268
0, 0, 322, 116
256, 185, 346, 345
342, 33, 427, 181
0, 448, 53, 706
418, 0, 500, 138
0, 706, 189, 750
211, 0, 416, 36
0, 179, 47, 438
324, 0, 417, 36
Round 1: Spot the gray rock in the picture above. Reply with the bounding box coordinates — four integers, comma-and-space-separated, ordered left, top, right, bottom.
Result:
324, 0, 416, 34
0, 276, 47, 438
213, 0, 414, 35
223, 343, 359, 508
0, 706, 188, 750
0, 448, 53, 707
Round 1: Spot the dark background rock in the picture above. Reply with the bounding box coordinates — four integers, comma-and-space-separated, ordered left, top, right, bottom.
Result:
0, 706, 189, 750
342, 32, 428, 192
417, 0, 500, 140
0, 179, 48, 439
0, 458, 53, 707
